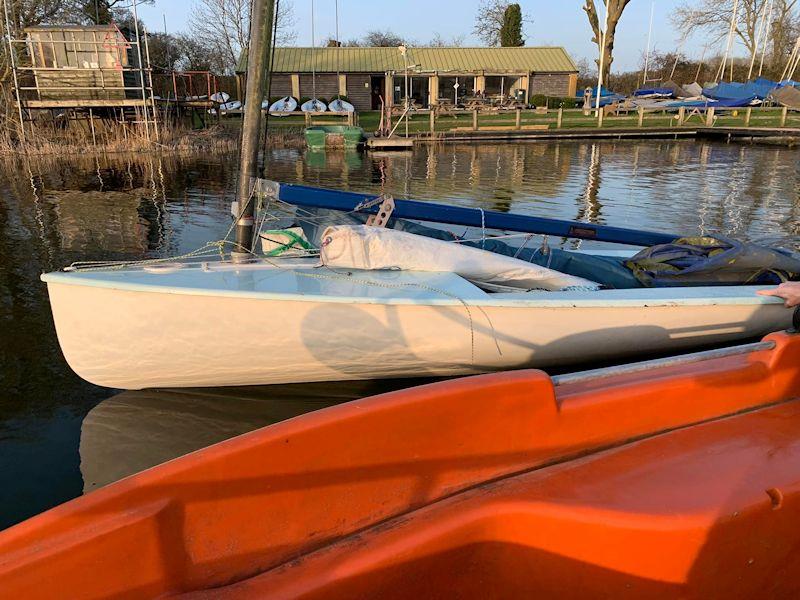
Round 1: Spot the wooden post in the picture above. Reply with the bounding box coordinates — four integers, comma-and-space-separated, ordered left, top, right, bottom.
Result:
557, 107, 563, 129
429, 109, 435, 134
515, 108, 521, 130
705, 107, 715, 127
305, 111, 311, 127
88, 108, 96, 145
637, 106, 645, 128
598, 107, 604, 128
744, 107, 752, 127
781, 106, 788, 127
472, 109, 479, 131
235, 0, 276, 253
677, 107, 685, 126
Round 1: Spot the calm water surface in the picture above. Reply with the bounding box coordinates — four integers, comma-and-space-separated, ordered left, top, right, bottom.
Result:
0, 140, 798, 529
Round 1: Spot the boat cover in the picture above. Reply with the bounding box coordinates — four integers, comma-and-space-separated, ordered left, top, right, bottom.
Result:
319, 225, 600, 292
683, 82, 704, 97
703, 80, 777, 102
662, 80, 691, 98
626, 236, 800, 287
769, 86, 800, 109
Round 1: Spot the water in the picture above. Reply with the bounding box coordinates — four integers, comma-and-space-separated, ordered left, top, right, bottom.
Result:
0, 140, 798, 530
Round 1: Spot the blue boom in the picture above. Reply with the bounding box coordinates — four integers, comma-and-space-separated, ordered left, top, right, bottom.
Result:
275, 183, 677, 247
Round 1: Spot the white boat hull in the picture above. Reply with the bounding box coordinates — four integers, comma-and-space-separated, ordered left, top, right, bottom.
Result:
43, 262, 791, 389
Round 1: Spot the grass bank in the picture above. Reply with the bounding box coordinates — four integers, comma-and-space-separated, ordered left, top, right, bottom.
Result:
262, 108, 800, 135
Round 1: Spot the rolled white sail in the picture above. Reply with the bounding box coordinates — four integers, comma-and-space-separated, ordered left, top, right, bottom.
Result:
320, 225, 600, 292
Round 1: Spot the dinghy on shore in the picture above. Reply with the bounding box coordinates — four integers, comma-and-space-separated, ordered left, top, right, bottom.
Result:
268, 96, 297, 115
301, 98, 327, 112
328, 97, 355, 112
40, 182, 794, 390
2, 327, 800, 598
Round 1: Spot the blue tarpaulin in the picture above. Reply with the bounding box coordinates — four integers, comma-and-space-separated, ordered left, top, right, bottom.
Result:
575, 86, 626, 106
703, 79, 778, 102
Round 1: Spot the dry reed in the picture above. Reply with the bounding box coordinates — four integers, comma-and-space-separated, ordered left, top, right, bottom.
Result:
0, 110, 306, 156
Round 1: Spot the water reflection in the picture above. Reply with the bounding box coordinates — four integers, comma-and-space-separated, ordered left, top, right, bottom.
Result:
0, 140, 798, 529
80, 378, 435, 492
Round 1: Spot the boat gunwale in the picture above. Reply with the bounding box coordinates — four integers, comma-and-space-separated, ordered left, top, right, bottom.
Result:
40, 269, 783, 308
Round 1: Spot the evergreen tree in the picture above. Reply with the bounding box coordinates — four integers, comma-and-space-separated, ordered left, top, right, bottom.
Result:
499, 4, 524, 47
82, 0, 113, 24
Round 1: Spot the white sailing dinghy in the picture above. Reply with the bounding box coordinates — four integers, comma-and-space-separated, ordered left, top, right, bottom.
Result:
301, 98, 327, 112
328, 98, 355, 113
268, 96, 297, 116
209, 92, 230, 104
41, 182, 793, 390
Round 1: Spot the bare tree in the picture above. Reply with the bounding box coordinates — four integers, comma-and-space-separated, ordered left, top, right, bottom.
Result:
583, 0, 633, 83
428, 32, 465, 47
188, 0, 296, 74
673, 0, 798, 68
360, 29, 406, 47
473, 0, 531, 46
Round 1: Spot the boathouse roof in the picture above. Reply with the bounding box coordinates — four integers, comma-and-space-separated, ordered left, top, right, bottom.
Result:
237, 46, 578, 75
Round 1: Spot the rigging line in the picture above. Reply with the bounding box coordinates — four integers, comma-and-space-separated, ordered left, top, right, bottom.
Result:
311, 0, 316, 101
669, 30, 690, 82
335, 0, 340, 98
748, 0, 770, 80
263, 0, 280, 166
758, 0, 774, 77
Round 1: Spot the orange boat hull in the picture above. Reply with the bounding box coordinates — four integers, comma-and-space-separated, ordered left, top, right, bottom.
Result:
2, 332, 800, 599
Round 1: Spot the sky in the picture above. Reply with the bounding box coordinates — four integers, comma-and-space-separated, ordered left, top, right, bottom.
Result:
135, 1, 735, 72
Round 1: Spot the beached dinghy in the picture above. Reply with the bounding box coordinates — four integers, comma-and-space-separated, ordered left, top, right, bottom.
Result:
209, 91, 230, 104
40, 183, 795, 389
268, 95, 297, 116
301, 98, 327, 112
328, 97, 355, 112
2, 328, 800, 598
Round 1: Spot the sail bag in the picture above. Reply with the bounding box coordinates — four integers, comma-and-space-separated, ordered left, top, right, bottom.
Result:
320, 225, 600, 292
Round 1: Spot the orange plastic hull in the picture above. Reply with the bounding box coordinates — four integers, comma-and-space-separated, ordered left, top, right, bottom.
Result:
2, 332, 800, 599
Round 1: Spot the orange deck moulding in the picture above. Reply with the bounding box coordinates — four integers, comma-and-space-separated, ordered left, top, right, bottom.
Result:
1, 331, 800, 599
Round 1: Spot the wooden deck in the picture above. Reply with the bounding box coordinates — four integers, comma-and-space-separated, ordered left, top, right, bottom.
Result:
366, 137, 415, 150
20, 99, 152, 109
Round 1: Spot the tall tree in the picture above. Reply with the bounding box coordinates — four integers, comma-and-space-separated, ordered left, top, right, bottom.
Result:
473, 0, 531, 46
79, 0, 143, 24
188, 0, 296, 74
673, 0, 799, 72
583, 0, 632, 83
500, 3, 524, 46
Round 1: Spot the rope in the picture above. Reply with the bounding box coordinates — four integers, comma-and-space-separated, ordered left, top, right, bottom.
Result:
310, 0, 317, 101
263, 0, 280, 160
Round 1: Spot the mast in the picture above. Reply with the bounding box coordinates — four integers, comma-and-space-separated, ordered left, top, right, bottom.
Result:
595, 2, 610, 111
235, 0, 276, 254
747, 0, 770, 80
717, 0, 739, 83
642, 0, 655, 87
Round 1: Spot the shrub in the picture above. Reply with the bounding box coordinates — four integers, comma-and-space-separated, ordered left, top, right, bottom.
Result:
530, 94, 548, 108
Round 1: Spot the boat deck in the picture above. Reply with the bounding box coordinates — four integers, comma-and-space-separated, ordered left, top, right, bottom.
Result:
41, 259, 779, 308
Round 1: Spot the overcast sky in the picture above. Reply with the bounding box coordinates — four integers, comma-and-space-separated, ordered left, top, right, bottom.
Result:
134, 1, 736, 72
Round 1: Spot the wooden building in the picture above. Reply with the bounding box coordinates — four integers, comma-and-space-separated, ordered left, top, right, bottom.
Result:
17, 24, 150, 108
237, 46, 579, 111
